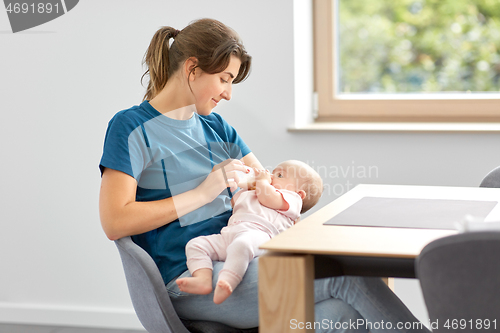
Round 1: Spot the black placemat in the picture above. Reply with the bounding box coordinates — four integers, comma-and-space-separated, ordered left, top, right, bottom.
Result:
324, 197, 498, 229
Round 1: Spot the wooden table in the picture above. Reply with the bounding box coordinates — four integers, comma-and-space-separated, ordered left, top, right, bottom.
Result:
258, 184, 500, 333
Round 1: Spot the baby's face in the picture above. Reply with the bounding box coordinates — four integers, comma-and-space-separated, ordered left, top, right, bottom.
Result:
271, 163, 303, 192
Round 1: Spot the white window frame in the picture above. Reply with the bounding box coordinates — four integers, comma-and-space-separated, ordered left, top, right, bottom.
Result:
313, 0, 500, 123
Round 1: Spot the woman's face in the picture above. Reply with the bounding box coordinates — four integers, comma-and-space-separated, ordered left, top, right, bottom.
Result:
190, 55, 242, 115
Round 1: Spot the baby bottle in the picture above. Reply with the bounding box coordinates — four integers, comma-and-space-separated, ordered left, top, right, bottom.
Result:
235, 168, 256, 190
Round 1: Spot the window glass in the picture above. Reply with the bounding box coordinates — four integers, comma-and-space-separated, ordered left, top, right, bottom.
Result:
338, 0, 500, 94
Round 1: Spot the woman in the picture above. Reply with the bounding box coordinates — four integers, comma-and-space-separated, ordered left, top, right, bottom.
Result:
99, 18, 429, 333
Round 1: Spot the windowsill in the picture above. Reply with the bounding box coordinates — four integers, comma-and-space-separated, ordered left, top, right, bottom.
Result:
288, 122, 500, 133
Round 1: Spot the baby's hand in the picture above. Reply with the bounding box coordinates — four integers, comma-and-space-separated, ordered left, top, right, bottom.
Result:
254, 168, 272, 183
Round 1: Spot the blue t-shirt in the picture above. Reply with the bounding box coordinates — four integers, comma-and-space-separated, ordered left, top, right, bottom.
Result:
100, 101, 251, 284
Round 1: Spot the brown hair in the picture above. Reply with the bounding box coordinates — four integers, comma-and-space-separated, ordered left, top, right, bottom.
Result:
141, 18, 252, 101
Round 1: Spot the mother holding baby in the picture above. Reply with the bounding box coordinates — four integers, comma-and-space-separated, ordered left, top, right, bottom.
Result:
99, 18, 429, 333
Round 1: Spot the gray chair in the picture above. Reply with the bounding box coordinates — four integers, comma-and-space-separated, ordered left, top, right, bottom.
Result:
415, 232, 500, 332
479, 166, 500, 188
115, 236, 259, 333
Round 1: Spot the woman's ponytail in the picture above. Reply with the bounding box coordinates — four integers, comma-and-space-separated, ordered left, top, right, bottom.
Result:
141, 27, 178, 101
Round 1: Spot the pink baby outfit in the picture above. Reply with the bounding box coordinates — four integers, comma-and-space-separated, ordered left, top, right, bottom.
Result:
185, 188, 302, 292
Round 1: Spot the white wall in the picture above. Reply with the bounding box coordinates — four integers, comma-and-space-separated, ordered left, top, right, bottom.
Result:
1, 0, 499, 330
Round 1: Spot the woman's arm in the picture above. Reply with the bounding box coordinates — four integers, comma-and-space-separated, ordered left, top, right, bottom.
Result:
241, 152, 264, 170
99, 159, 247, 240
99, 168, 205, 240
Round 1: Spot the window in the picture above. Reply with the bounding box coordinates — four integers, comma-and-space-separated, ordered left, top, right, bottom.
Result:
314, 0, 500, 122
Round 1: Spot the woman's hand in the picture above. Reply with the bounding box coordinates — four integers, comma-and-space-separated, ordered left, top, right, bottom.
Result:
196, 159, 250, 202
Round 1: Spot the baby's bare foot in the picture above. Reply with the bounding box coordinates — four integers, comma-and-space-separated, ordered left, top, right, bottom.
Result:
213, 280, 233, 304
176, 276, 212, 295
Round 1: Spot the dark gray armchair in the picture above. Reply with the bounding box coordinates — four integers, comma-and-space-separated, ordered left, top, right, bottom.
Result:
415, 232, 500, 332
115, 236, 258, 333
480, 166, 500, 188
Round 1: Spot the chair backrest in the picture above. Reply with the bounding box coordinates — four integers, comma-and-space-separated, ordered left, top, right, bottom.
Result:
480, 166, 500, 188
115, 236, 190, 333
416, 232, 500, 332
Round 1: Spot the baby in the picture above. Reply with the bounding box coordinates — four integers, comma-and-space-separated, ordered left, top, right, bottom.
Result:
176, 160, 323, 304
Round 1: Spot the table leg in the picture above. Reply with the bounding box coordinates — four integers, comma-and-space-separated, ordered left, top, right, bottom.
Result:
259, 253, 315, 333
381, 277, 395, 290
